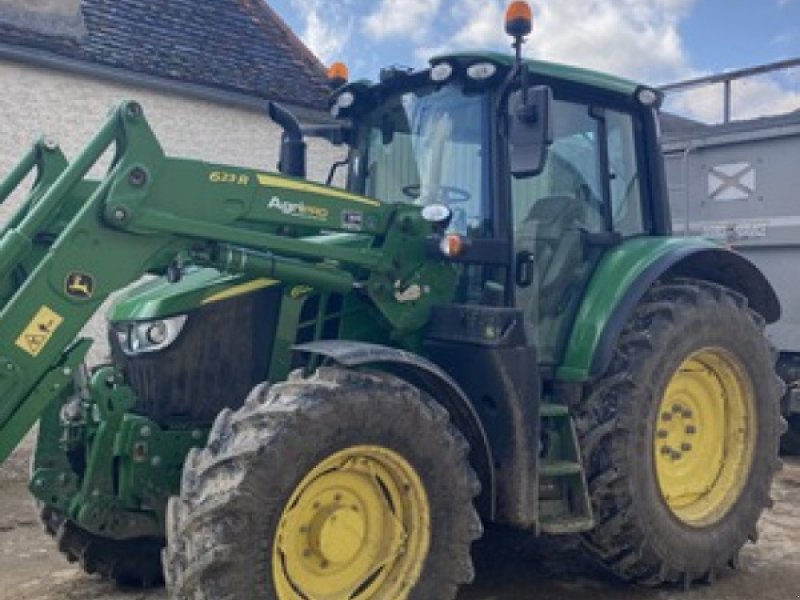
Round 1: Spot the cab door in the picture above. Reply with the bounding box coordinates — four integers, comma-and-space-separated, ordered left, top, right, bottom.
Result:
511, 99, 647, 365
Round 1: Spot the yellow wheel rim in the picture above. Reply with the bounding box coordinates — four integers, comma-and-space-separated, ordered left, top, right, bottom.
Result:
654, 347, 757, 527
273, 446, 430, 600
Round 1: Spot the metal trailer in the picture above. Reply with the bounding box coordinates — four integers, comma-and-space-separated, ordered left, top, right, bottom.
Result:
661, 59, 800, 449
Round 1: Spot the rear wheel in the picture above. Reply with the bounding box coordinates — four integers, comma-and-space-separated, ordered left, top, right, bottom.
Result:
776, 356, 800, 455
576, 279, 783, 585
165, 367, 482, 600
781, 416, 800, 455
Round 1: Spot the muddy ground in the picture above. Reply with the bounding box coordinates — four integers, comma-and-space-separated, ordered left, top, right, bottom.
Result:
2, 435, 799, 600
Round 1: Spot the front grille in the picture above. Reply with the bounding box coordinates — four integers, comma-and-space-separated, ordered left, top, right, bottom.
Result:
110, 285, 282, 425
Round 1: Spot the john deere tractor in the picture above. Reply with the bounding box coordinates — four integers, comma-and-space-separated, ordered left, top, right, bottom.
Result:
0, 3, 784, 598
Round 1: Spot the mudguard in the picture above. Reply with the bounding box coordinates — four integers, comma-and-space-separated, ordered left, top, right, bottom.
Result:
295, 339, 497, 519
558, 237, 780, 382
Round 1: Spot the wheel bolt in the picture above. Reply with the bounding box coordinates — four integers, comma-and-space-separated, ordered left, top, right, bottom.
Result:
661, 445, 672, 456
686, 425, 697, 434
681, 443, 692, 452
671, 451, 682, 461
303, 549, 312, 558
657, 429, 669, 439
672, 404, 682, 413
661, 412, 673, 422
682, 409, 693, 418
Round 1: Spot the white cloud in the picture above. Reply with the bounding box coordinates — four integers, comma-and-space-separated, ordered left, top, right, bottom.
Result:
448, 0, 507, 48
362, 0, 442, 42
412, 0, 696, 83
412, 0, 695, 84
289, 0, 354, 64
353, 0, 800, 122
530, 0, 694, 83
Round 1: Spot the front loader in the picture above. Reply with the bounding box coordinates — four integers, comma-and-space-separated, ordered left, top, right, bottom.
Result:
0, 3, 785, 598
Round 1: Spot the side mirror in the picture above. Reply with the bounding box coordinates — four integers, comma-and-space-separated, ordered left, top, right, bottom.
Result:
508, 85, 553, 178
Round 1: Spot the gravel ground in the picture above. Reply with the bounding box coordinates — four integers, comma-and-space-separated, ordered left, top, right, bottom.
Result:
1, 433, 799, 600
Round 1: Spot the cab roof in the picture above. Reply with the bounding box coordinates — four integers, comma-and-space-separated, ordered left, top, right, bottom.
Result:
437, 51, 641, 98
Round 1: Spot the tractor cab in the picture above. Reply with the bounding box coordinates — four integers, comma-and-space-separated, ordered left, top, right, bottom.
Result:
329, 48, 667, 366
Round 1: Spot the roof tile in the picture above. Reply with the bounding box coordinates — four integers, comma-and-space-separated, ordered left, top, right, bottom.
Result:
0, 0, 331, 109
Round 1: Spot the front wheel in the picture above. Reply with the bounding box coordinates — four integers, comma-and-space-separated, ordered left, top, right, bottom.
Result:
30, 457, 163, 587
165, 368, 482, 600
576, 279, 784, 586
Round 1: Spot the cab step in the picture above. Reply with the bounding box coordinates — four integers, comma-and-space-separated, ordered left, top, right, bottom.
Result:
537, 402, 594, 534
539, 460, 583, 477
539, 516, 596, 535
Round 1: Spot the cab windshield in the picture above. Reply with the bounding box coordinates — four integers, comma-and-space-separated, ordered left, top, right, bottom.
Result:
355, 84, 491, 236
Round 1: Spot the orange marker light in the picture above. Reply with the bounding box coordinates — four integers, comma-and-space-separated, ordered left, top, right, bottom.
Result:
440, 233, 465, 258
505, 1, 533, 38
327, 62, 349, 88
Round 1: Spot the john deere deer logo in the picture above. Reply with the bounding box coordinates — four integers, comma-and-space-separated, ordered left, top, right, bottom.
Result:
65, 272, 95, 299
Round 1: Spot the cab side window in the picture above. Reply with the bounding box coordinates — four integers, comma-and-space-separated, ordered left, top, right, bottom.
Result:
606, 110, 645, 237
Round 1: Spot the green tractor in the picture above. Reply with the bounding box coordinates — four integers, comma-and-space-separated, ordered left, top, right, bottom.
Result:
0, 3, 784, 598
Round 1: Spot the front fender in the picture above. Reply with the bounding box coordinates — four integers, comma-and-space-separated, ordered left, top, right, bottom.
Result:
295, 340, 496, 520
557, 237, 780, 382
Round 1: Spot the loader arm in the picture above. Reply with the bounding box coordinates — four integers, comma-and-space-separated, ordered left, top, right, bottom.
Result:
0, 101, 456, 462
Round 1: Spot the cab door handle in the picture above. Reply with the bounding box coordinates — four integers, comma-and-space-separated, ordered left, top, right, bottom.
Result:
515, 250, 535, 287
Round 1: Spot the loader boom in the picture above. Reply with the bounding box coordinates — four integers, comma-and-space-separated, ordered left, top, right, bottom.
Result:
0, 101, 456, 462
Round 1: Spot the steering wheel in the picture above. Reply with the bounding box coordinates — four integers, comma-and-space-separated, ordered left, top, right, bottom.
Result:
401, 184, 471, 204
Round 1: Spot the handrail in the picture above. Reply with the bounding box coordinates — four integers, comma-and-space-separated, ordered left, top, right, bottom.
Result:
660, 56, 800, 123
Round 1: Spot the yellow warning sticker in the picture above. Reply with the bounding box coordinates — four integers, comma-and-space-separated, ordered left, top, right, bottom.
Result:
15, 306, 64, 357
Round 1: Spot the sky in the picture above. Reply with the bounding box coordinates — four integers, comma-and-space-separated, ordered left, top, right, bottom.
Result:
269, 0, 800, 122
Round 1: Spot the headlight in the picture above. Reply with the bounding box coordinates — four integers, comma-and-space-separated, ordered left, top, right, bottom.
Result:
114, 314, 188, 356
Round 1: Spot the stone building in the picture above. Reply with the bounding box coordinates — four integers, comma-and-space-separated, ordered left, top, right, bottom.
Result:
0, 0, 342, 222
0, 0, 343, 362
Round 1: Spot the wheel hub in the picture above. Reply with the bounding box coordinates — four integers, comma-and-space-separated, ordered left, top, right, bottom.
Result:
654, 347, 757, 527
273, 446, 430, 600
315, 502, 366, 565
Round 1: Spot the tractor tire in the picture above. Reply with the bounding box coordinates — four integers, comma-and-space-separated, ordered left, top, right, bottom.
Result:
780, 416, 800, 455
575, 278, 783, 586
34, 502, 63, 537
54, 520, 164, 587
29, 448, 164, 587
33, 505, 164, 587
29, 454, 63, 537
776, 356, 800, 455
164, 367, 482, 600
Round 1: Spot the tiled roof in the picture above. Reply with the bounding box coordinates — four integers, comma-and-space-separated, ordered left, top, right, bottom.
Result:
0, 0, 331, 110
